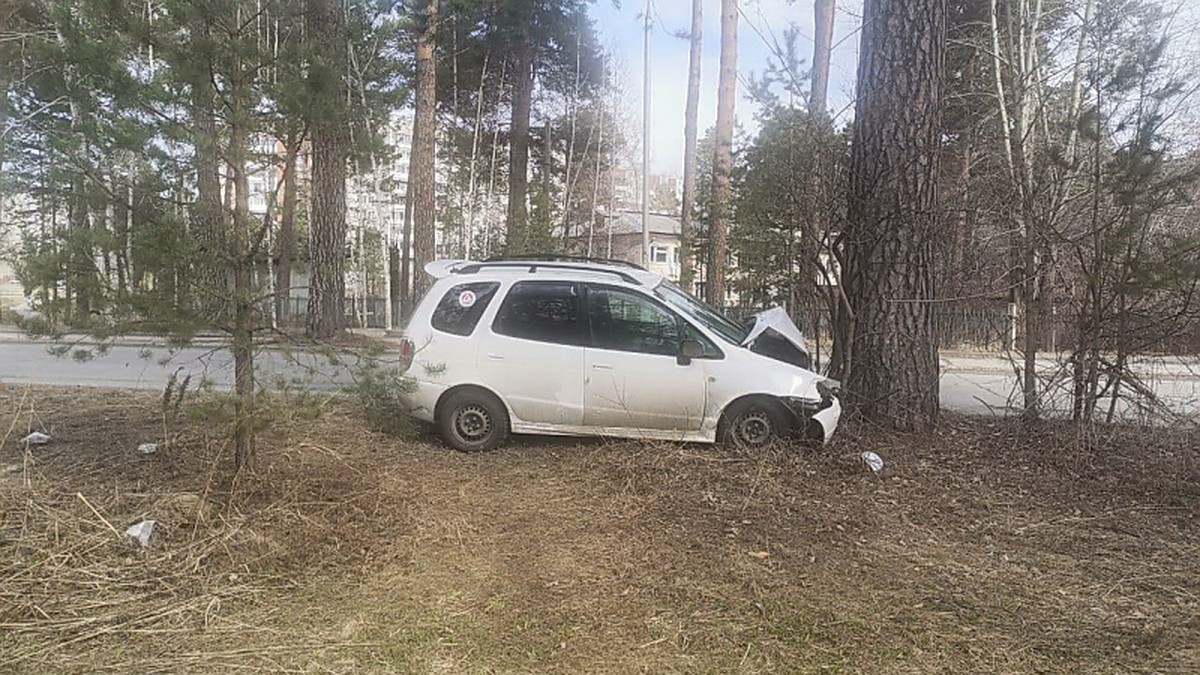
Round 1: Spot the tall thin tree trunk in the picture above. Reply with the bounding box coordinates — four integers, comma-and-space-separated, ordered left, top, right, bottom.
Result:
191, 32, 226, 323
506, 13, 533, 253
399, 138, 413, 312
810, 0, 836, 116
306, 0, 348, 339
410, 0, 438, 297
588, 59, 607, 258
230, 51, 256, 471
841, 0, 945, 431
562, 29, 581, 237
275, 131, 299, 324
641, 0, 651, 266
0, 56, 8, 233
542, 118, 552, 243
483, 60, 507, 258
678, 0, 703, 292
708, 0, 738, 306
465, 54, 489, 258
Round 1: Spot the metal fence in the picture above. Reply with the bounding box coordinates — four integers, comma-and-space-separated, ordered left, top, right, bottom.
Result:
730, 301, 1200, 356
277, 297, 410, 330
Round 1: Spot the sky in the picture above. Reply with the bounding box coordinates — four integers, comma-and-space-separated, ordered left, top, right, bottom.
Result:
591, 0, 864, 176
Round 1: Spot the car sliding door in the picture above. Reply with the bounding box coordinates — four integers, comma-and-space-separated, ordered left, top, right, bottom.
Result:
475, 280, 586, 427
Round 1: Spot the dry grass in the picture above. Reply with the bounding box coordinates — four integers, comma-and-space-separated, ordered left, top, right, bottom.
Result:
1, 384, 1197, 673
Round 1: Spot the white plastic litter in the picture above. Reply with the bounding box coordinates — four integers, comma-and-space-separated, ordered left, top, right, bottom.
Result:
137, 443, 158, 455
21, 432, 51, 446
861, 451, 884, 473
125, 520, 156, 547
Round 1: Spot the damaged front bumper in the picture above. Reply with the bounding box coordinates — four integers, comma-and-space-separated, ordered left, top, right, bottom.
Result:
781, 389, 843, 444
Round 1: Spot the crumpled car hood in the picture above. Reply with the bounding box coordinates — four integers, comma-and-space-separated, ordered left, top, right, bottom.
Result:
741, 306, 812, 370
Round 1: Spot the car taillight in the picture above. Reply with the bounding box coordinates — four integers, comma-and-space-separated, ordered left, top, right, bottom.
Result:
398, 337, 414, 373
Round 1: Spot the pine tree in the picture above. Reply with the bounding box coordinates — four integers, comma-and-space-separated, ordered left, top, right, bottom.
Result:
678, 0, 703, 293
410, 0, 439, 297
306, 0, 349, 339
840, 0, 945, 431
708, 0, 738, 307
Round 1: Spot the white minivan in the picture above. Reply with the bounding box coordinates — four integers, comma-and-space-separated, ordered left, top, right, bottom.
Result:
397, 257, 841, 451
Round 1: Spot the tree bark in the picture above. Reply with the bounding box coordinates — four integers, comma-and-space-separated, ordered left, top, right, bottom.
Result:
678, 0, 703, 292
841, 0, 945, 431
190, 26, 226, 324
305, 0, 347, 339
708, 0, 738, 306
505, 12, 533, 254
230, 91, 256, 471
810, 0, 835, 116
410, 0, 438, 298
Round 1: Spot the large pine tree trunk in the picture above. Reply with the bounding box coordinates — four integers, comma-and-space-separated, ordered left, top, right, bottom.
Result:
306, 0, 347, 339
707, 0, 738, 306
410, 0, 438, 298
506, 13, 533, 253
841, 0, 945, 431
678, 0, 703, 292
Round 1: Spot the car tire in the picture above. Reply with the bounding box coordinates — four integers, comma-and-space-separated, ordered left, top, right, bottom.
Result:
721, 399, 788, 449
437, 389, 510, 452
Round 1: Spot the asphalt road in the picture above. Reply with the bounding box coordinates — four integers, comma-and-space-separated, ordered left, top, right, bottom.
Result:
0, 341, 358, 392
1, 340, 1197, 421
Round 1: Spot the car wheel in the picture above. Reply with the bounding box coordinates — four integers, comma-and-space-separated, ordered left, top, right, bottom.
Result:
437, 389, 509, 452
721, 400, 788, 449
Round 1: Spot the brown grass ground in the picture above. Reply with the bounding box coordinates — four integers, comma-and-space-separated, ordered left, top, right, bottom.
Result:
1, 384, 1197, 673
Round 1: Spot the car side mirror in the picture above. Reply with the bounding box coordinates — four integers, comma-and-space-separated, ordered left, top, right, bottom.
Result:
678, 339, 704, 366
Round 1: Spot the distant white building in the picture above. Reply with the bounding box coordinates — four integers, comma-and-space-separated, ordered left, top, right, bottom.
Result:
0, 195, 32, 314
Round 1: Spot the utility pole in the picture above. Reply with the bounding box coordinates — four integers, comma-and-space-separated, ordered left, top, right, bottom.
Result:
641, 0, 652, 266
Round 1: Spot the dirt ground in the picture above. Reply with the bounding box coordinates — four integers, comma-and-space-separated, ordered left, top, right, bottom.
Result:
1, 385, 1197, 673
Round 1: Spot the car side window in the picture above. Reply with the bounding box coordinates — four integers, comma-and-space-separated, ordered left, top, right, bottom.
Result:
492, 281, 584, 345
587, 286, 718, 357
431, 282, 501, 336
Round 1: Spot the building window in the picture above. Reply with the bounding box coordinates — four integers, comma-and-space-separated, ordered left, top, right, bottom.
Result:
650, 245, 669, 264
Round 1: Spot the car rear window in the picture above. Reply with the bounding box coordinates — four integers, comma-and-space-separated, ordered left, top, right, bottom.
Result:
492, 281, 584, 345
431, 282, 500, 336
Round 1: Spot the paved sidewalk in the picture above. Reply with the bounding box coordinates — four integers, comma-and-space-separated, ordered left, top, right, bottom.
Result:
941, 351, 1200, 379
0, 326, 396, 349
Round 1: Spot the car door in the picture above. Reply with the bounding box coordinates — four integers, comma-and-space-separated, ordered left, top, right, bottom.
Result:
582, 285, 710, 433
475, 280, 586, 428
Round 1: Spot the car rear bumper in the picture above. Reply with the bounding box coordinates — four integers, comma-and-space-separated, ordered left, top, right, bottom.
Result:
398, 378, 445, 424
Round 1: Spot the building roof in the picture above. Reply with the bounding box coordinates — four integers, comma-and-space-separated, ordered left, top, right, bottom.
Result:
599, 210, 681, 237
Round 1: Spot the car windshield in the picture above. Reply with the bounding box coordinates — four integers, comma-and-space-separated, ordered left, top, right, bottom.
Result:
654, 281, 748, 345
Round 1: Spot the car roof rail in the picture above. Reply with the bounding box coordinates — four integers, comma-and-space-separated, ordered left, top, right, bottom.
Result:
455, 260, 643, 285
483, 253, 647, 271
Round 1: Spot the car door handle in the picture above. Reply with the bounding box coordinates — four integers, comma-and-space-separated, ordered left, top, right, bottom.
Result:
592, 363, 613, 370
486, 353, 505, 361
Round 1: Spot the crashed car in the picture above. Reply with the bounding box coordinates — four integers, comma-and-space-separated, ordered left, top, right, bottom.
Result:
397, 257, 841, 452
